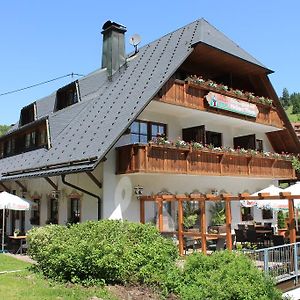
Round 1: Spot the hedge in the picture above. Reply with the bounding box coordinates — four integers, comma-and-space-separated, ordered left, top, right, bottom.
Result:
27, 220, 178, 286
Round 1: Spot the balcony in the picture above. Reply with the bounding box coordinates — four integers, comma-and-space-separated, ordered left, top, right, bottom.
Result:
116, 144, 295, 179
155, 79, 284, 129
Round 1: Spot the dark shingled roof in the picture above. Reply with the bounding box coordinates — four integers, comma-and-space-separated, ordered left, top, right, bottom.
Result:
0, 18, 272, 180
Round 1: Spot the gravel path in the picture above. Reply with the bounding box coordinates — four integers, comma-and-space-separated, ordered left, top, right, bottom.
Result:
4, 253, 36, 264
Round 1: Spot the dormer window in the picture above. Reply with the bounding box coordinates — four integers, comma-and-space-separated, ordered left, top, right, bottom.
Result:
20, 103, 36, 126
55, 81, 80, 111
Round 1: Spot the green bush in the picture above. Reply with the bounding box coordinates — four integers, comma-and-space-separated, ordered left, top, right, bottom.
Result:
174, 251, 282, 300
27, 220, 178, 286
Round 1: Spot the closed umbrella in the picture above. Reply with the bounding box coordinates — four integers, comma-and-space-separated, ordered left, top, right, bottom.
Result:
0, 191, 36, 252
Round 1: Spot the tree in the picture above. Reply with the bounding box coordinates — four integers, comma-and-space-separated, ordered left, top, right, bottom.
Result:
0, 125, 10, 137
291, 92, 300, 114
280, 88, 290, 107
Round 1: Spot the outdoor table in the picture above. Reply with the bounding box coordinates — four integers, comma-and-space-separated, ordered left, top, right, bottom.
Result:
8, 235, 27, 254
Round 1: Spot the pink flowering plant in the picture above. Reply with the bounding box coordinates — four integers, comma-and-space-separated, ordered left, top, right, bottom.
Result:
186, 75, 273, 107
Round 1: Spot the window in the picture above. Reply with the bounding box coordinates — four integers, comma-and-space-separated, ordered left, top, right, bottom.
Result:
55, 81, 80, 111
130, 120, 167, 144
256, 139, 263, 152
48, 198, 58, 224
30, 199, 40, 225
206, 131, 222, 147
182, 126, 205, 144
20, 103, 36, 126
24, 131, 36, 149
0, 119, 49, 159
130, 121, 148, 143
262, 209, 273, 220
241, 207, 253, 221
69, 198, 81, 223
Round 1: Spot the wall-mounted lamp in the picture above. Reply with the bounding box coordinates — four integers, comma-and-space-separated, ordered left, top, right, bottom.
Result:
50, 190, 61, 199
134, 185, 144, 199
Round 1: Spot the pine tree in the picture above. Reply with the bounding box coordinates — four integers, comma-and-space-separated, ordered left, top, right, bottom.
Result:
0, 125, 10, 137
280, 88, 290, 107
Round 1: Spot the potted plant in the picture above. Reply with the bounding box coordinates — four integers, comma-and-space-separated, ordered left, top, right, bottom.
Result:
13, 229, 20, 238
183, 201, 199, 231
209, 202, 226, 226
277, 210, 287, 236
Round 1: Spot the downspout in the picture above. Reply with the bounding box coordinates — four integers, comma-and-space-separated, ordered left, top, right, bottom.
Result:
61, 174, 102, 220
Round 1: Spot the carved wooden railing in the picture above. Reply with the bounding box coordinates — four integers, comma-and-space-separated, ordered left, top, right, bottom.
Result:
155, 79, 284, 129
116, 144, 295, 179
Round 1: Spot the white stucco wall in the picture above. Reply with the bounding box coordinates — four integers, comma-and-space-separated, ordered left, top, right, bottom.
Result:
117, 107, 275, 152
102, 148, 277, 230
3, 163, 103, 234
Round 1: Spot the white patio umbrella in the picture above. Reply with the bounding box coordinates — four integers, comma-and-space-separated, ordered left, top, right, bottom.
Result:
283, 182, 300, 230
240, 185, 285, 209
0, 191, 36, 252
284, 182, 300, 208
252, 185, 286, 210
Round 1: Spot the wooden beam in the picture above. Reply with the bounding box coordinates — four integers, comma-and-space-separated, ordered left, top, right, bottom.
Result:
140, 198, 145, 224
44, 177, 58, 190
15, 180, 27, 192
157, 199, 163, 233
225, 199, 232, 251
86, 172, 102, 189
178, 199, 184, 256
288, 198, 296, 244
200, 200, 207, 254
0, 182, 9, 192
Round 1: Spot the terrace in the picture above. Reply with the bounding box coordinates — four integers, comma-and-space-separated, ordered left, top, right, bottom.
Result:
155, 77, 284, 129
116, 143, 295, 179
139, 191, 300, 283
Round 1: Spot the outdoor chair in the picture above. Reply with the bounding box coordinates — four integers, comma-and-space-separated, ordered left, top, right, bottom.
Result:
272, 234, 285, 246
237, 224, 246, 230
264, 222, 272, 228
246, 229, 263, 248
234, 229, 246, 246
248, 224, 255, 230
183, 237, 197, 254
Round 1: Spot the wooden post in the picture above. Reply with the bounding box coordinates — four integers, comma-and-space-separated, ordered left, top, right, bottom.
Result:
200, 200, 207, 254
157, 199, 163, 232
288, 198, 296, 244
225, 199, 232, 251
140, 198, 145, 224
178, 198, 184, 256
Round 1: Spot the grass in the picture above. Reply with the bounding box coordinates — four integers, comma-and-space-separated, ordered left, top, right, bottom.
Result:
0, 254, 29, 272
285, 105, 300, 122
0, 254, 117, 300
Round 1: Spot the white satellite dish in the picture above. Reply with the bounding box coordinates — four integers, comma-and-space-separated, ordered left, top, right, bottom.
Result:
129, 34, 141, 53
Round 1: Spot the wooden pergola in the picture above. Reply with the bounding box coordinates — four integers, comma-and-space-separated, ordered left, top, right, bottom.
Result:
140, 192, 300, 256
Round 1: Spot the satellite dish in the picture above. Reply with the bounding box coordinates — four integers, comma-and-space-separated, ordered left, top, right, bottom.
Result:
129, 34, 141, 53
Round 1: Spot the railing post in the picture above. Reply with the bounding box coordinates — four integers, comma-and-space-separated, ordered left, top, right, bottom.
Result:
294, 243, 299, 284
264, 248, 269, 275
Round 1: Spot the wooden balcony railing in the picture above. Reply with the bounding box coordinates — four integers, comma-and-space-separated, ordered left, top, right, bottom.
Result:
116, 144, 295, 179
155, 79, 284, 129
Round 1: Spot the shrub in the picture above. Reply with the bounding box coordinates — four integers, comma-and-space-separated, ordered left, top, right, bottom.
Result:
175, 251, 282, 300
27, 220, 178, 286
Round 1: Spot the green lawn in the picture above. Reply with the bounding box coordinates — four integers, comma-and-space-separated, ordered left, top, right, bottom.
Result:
285, 105, 300, 122
0, 254, 117, 300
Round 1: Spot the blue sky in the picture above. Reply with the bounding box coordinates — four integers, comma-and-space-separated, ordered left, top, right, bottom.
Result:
1, 1, 299, 125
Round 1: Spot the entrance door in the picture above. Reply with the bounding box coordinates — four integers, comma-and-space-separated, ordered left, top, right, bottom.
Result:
234, 134, 256, 150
